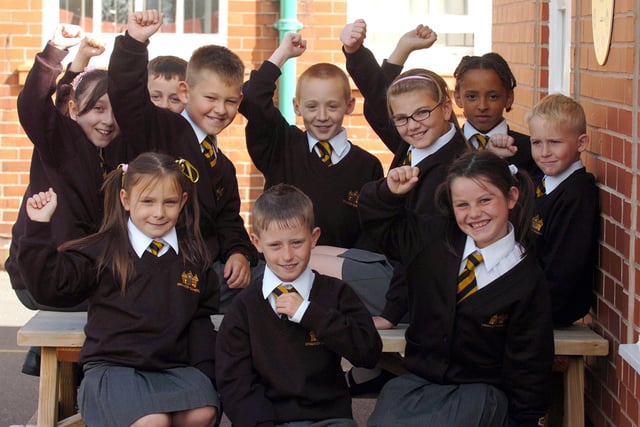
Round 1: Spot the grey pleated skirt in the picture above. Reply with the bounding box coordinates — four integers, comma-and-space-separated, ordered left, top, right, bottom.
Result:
368, 373, 508, 427
78, 362, 219, 427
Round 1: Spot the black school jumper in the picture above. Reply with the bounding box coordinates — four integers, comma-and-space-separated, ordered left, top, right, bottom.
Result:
240, 60, 383, 249
358, 178, 553, 426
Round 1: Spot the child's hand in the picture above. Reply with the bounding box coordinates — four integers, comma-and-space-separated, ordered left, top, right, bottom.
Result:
487, 134, 518, 158
341, 19, 367, 54
373, 316, 395, 330
387, 166, 420, 195
224, 252, 251, 289
26, 188, 57, 223
51, 24, 83, 51
389, 24, 437, 66
269, 32, 307, 68
275, 291, 303, 319
127, 10, 163, 43
70, 36, 106, 72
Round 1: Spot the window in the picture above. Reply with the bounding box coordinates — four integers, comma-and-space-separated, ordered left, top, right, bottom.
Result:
347, 0, 492, 75
548, 0, 571, 94
45, 1, 227, 67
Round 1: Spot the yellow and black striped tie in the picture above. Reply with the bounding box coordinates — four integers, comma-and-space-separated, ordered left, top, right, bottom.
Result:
536, 177, 546, 198
201, 135, 217, 168
475, 134, 489, 150
457, 251, 483, 304
147, 240, 164, 257
315, 141, 333, 167
273, 284, 297, 319
402, 149, 412, 166
98, 151, 107, 180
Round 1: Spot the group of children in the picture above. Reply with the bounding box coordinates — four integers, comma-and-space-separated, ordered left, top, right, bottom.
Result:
6, 10, 600, 427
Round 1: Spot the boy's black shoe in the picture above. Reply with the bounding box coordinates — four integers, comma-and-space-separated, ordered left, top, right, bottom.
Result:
21, 346, 41, 376
347, 368, 396, 397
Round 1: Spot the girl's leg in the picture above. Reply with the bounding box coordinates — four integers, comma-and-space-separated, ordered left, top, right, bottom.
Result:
172, 406, 217, 427
129, 413, 171, 427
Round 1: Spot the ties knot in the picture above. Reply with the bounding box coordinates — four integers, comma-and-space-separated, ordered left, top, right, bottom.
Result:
466, 251, 484, 269
457, 251, 483, 304
273, 284, 296, 297
536, 177, 546, 198
148, 240, 165, 256
315, 141, 334, 166
201, 135, 217, 167
474, 134, 489, 150
403, 149, 412, 166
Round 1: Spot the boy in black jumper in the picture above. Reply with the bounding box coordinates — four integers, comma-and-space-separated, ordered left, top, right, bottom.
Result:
527, 93, 600, 327
240, 32, 383, 250
216, 184, 382, 427
107, 10, 260, 312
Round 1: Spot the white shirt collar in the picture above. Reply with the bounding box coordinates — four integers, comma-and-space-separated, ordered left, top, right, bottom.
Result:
463, 119, 509, 149
462, 222, 517, 272
261, 265, 315, 301
308, 128, 350, 158
544, 159, 584, 194
410, 123, 457, 165
181, 110, 217, 151
127, 218, 179, 258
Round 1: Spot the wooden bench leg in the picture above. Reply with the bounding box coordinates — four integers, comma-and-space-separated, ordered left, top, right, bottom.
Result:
38, 346, 59, 427
58, 361, 77, 419
563, 356, 584, 427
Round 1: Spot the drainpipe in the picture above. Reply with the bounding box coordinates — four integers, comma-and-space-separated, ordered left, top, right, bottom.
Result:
273, 0, 303, 124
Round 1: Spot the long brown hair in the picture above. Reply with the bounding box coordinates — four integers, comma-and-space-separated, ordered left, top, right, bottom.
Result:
60, 152, 209, 293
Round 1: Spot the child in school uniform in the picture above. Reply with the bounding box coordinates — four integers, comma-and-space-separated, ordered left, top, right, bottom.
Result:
216, 184, 382, 427
359, 151, 553, 427
17, 152, 220, 427
453, 53, 540, 175
4, 24, 125, 375
527, 94, 600, 327
107, 9, 260, 312
147, 55, 187, 113
240, 31, 383, 250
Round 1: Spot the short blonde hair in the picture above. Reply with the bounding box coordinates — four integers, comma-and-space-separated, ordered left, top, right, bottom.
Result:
296, 63, 351, 102
186, 45, 244, 88
527, 94, 587, 134
252, 184, 315, 235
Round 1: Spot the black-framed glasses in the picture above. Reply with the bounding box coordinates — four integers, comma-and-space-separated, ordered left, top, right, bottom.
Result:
391, 103, 442, 127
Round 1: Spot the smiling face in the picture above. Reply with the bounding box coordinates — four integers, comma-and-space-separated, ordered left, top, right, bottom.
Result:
179, 70, 242, 136
69, 92, 120, 149
148, 76, 186, 114
529, 115, 587, 177
120, 175, 188, 239
251, 221, 321, 283
388, 88, 452, 149
293, 76, 355, 141
454, 68, 514, 133
451, 176, 518, 248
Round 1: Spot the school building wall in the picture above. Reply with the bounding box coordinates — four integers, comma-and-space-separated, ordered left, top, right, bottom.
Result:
0, 1, 638, 425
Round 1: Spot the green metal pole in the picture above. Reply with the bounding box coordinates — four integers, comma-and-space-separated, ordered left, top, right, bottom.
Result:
273, 0, 303, 124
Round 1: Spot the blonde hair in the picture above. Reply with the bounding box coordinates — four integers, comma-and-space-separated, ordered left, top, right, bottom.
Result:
527, 94, 587, 134
252, 184, 315, 235
296, 63, 352, 102
186, 45, 244, 88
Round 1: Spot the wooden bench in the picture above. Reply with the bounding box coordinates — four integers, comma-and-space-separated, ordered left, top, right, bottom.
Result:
378, 324, 609, 427
18, 311, 609, 427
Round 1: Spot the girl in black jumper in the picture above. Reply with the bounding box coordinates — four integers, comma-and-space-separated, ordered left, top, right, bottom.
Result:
359, 151, 553, 427
17, 152, 219, 427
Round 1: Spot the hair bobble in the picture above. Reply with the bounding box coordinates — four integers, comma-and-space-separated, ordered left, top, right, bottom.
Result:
118, 163, 128, 187
72, 66, 97, 90
176, 158, 200, 183
508, 164, 518, 176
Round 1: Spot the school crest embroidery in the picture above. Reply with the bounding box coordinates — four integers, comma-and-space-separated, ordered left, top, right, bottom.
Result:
342, 190, 360, 208
305, 330, 323, 346
531, 214, 544, 235
482, 313, 509, 328
178, 271, 201, 293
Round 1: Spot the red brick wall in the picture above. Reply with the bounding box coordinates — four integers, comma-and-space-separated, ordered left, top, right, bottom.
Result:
1, 2, 638, 425
494, 1, 639, 426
